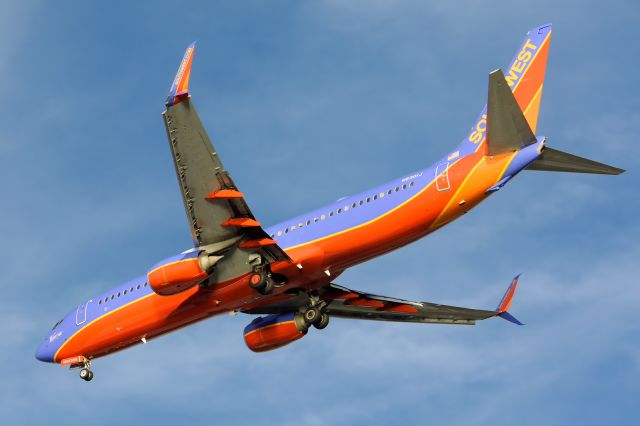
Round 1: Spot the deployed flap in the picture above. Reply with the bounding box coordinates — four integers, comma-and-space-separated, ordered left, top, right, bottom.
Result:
163, 44, 290, 263
487, 69, 537, 155
526, 147, 624, 175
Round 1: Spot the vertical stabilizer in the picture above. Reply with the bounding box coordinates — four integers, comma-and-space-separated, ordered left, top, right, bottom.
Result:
453, 24, 552, 158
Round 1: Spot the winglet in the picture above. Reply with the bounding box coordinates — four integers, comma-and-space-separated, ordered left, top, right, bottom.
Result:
167, 41, 196, 107
496, 275, 524, 325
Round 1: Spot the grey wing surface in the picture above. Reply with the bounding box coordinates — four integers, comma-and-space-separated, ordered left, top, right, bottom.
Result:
245, 283, 502, 325
163, 46, 289, 263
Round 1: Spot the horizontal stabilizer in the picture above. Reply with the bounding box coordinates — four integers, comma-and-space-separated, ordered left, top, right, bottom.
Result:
526, 147, 624, 175
487, 70, 537, 156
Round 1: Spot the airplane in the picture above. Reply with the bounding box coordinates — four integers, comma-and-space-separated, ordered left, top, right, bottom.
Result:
36, 23, 624, 381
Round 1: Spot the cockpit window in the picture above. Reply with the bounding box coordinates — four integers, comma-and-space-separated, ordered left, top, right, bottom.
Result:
51, 319, 63, 330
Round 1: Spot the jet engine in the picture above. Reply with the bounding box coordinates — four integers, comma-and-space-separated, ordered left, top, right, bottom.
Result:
243, 312, 309, 352
147, 251, 222, 296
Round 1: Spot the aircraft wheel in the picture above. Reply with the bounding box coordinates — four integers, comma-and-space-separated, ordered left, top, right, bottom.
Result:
248, 272, 266, 290
80, 368, 93, 381
303, 307, 321, 325
313, 313, 330, 330
258, 278, 274, 295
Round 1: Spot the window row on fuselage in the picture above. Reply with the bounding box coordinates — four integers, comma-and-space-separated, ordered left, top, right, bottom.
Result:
97, 281, 148, 305
269, 181, 416, 239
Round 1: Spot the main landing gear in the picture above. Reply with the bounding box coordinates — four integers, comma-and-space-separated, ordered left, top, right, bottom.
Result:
302, 301, 330, 330
248, 268, 287, 295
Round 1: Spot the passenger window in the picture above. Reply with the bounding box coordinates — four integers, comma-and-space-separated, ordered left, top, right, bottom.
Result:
367, 197, 371, 203
285, 228, 289, 234
314, 217, 319, 223
124, 290, 127, 295
330, 211, 334, 217
402, 184, 407, 190
117, 292, 121, 297
137, 285, 141, 290
352, 203, 356, 208
388, 189, 392, 195
291, 225, 296, 231
321, 214, 326, 220
299, 223, 304, 228
373, 195, 378, 200
111, 295, 115, 300
277, 230, 282, 236
410, 181, 415, 187
144, 282, 148, 287
98, 300, 102, 304
306, 220, 311, 225
380, 192, 385, 198
395, 186, 400, 192
344, 206, 349, 212
359, 200, 363, 206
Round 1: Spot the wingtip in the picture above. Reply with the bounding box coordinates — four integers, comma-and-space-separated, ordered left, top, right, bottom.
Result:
496, 275, 524, 325
166, 42, 197, 107
496, 274, 521, 314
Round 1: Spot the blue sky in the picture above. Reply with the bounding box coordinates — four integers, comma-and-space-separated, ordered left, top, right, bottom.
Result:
2, 1, 639, 424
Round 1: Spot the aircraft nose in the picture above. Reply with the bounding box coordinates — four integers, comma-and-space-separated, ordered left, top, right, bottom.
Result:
35, 339, 55, 363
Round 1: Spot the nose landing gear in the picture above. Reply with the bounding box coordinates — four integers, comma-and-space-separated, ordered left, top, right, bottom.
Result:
66, 358, 94, 381
79, 367, 94, 381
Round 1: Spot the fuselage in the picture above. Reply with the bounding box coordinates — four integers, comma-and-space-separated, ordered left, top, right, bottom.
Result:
35, 141, 542, 364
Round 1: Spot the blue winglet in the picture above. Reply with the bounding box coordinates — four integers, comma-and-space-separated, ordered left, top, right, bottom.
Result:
499, 311, 524, 326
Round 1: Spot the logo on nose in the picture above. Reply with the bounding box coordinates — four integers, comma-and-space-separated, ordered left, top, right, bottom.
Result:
49, 331, 62, 343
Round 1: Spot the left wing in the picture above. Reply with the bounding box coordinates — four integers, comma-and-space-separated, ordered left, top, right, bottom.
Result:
163, 43, 289, 264
246, 276, 524, 325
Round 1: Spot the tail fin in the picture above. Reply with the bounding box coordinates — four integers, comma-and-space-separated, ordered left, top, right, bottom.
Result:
454, 24, 552, 157
527, 147, 624, 175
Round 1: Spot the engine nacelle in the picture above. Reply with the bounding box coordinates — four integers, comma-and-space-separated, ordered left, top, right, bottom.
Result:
147, 251, 222, 296
243, 312, 308, 352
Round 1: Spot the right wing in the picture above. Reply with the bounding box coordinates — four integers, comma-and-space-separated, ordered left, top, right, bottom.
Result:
246, 276, 524, 326
163, 43, 289, 263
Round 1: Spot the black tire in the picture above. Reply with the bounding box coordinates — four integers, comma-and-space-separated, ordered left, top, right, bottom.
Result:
313, 313, 330, 330
86, 371, 94, 381
258, 278, 275, 295
80, 368, 90, 381
248, 272, 266, 290
304, 307, 320, 325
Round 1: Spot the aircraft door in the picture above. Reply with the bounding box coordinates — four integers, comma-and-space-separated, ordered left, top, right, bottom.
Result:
75, 300, 91, 326
436, 162, 450, 191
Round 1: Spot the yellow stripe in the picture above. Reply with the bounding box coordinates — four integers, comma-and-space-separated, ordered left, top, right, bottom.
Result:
281, 163, 459, 252
431, 159, 484, 226
54, 292, 156, 363
147, 257, 197, 275
496, 151, 519, 183
243, 320, 296, 338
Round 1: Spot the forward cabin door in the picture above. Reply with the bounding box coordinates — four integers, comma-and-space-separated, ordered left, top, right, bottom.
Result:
435, 162, 450, 191
75, 300, 91, 326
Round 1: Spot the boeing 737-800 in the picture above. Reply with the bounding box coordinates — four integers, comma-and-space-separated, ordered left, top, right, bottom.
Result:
35, 24, 623, 381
